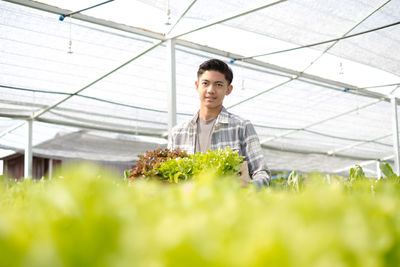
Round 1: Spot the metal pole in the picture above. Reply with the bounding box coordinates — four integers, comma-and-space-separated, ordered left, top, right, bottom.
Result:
167, 38, 177, 137
24, 119, 33, 179
391, 96, 400, 175
48, 158, 53, 180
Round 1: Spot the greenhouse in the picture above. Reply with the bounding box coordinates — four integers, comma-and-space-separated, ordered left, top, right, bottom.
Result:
1, 0, 400, 177
2, 1, 400, 266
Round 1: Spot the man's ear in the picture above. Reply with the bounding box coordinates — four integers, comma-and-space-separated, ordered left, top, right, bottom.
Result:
195, 81, 199, 91
226, 84, 233, 95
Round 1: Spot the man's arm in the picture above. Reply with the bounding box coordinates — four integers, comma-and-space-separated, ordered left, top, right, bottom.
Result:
243, 122, 271, 187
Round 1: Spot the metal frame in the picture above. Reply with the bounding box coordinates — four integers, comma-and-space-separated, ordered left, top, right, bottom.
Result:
2, 0, 399, 176
392, 96, 400, 174
167, 39, 177, 134
24, 119, 32, 178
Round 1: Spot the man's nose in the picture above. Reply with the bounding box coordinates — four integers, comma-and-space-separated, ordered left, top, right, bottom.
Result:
207, 84, 216, 94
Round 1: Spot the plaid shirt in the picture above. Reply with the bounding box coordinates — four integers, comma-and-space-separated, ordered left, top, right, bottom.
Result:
169, 107, 271, 186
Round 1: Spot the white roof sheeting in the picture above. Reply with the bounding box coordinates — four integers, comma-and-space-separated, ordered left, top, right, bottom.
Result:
1, 0, 400, 176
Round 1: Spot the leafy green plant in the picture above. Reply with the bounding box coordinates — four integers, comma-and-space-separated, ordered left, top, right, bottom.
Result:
123, 169, 130, 180
129, 147, 188, 179
130, 147, 243, 183
379, 162, 400, 183
156, 147, 243, 183
287, 170, 304, 191
349, 164, 366, 183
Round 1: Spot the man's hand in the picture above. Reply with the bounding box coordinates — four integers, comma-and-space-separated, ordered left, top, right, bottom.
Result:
238, 161, 251, 187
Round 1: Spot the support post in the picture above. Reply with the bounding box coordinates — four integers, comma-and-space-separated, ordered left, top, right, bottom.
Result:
48, 158, 53, 180
167, 38, 177, 138
391, 96, 400, 175
24, 119, 33, 179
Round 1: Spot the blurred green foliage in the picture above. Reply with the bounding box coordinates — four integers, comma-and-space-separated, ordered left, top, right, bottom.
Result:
0, 162, 400, 267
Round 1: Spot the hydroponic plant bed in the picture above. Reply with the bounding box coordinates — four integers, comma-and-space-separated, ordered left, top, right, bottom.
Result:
0, 152, 399, 267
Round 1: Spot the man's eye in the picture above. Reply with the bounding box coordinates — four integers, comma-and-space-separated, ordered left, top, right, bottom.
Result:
217, 83, 223, 87
202, 82, 208, 86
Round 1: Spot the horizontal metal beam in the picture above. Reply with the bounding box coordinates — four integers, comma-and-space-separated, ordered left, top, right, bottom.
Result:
0, 113, 166, 139
3, 0, 165, 40
35, 117, 166, 138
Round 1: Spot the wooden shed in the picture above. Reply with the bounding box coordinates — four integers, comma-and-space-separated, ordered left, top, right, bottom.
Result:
1, 130, 166, 179
2, 153, 61, 180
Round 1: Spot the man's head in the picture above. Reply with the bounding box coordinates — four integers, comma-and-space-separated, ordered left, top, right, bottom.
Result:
195, 59, 233, 114
197, 59, 233, 85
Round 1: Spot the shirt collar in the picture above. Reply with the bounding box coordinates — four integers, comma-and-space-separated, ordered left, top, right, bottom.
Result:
217, 106, 230, 124
189, 106, 230, 126
190, 111, 199, 126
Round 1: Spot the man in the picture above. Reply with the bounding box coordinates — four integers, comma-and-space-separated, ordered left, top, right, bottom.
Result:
169, 58, 270, 187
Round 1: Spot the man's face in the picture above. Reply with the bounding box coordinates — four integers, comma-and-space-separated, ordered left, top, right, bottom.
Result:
195, 70, 233, 110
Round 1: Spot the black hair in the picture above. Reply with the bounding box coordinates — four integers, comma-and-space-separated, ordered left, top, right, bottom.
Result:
197, 59, 233, 85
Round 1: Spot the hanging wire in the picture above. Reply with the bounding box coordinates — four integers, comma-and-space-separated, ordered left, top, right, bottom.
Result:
165, 0, 171, 25
238, 58, 246, 90
165, 0, 197, 36
339, 62, 344, 75
68, 16, 73, 54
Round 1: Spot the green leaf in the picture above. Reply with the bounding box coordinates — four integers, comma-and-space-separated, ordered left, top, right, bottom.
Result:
379, 162, 395, 179
123, 170, 130, 180
349, 165, 365, 183
174, 172, 181, 183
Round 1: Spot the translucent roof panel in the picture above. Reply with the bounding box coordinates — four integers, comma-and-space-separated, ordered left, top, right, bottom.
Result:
0, 3, 158, 93
1, 1, 171, 136
221, 0, 400, 77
